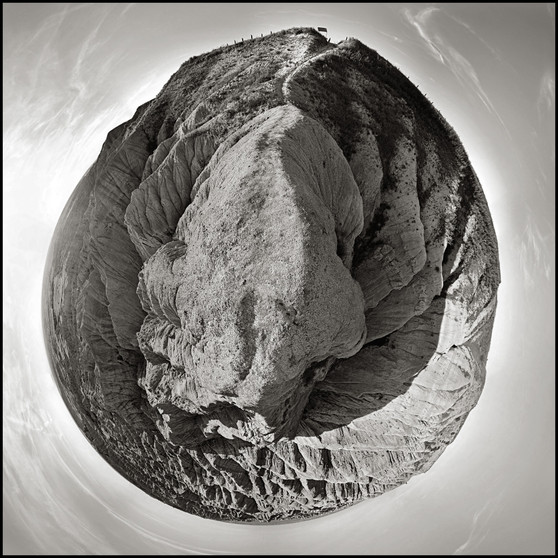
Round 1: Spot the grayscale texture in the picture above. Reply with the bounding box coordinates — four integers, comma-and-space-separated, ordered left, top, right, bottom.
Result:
4, 3, 554, 555
42, 28, 499, 522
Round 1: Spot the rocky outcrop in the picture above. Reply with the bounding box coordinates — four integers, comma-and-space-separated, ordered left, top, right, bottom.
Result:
137, 105, 366, 447
43, 27, 500, 522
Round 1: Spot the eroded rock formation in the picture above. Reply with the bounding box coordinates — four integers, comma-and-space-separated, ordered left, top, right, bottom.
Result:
43, 28, 500, 521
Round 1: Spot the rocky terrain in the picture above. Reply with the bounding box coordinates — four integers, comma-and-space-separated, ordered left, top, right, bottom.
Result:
43, 27, 500, 521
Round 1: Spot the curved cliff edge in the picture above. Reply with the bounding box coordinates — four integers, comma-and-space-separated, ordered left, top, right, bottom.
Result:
43, 27, 500, 522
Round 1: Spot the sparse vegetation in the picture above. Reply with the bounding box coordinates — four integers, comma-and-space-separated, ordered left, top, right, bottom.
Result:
132, 28, 327, 146
352, 201, 391, 267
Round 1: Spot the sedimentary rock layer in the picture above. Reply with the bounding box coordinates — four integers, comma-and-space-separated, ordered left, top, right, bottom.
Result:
43, 27, 500, 522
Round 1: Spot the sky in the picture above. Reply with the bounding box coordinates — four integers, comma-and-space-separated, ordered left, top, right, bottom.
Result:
3, 3, 555, 555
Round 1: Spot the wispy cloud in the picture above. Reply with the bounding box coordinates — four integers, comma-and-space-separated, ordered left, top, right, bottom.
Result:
445, 12, 503, 62
403, 7, 444, 63
120, 3, 136, 18
402, 6, 511, 138
453, 499, 499, 554
537, 70, 555, 116
548, 3, 555, 31
518, 209, 554, 290
3, 2, 167, 230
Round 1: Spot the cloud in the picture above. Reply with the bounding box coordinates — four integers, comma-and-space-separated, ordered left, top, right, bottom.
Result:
3, 2, 170, 230
548, 3, 555, 30
402, 6, 511, 138
403, 7, 444, 63
453, 499, 501, 555
445, 12, 503, 62
119, 3, 136, 18
518, 209, 554, 290
537, 71, 555, 116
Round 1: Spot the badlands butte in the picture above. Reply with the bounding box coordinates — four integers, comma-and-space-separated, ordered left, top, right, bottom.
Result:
43, 28, 500, 521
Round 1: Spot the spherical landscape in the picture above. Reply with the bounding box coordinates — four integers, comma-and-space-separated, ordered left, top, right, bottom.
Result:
43, 28, 500, 522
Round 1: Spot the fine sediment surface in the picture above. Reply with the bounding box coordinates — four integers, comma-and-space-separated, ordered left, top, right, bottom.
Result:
43, 27, 500, 521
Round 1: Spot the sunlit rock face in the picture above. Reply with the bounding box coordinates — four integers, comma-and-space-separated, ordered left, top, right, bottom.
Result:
43, 28, 500, 522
